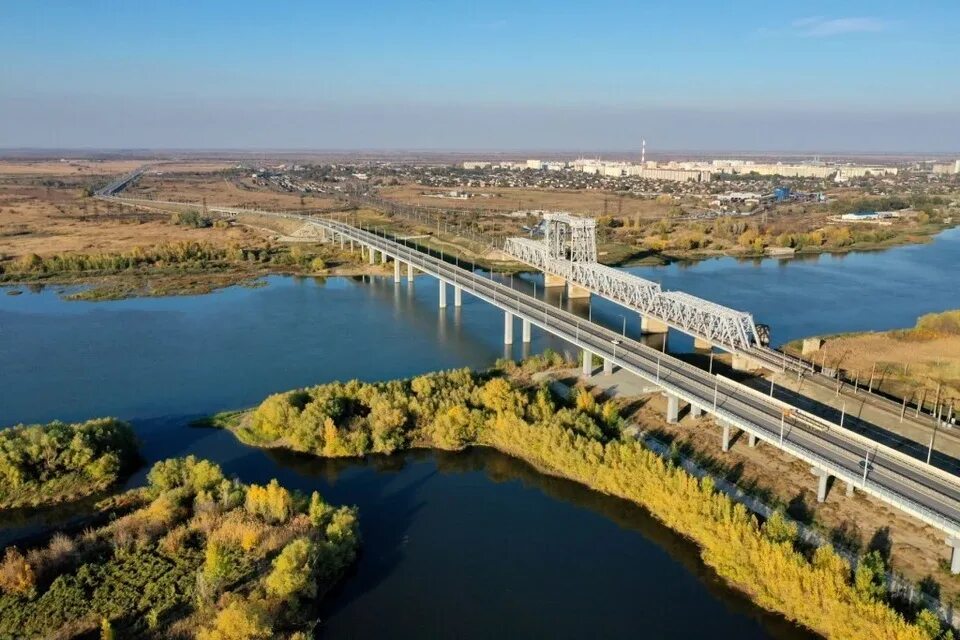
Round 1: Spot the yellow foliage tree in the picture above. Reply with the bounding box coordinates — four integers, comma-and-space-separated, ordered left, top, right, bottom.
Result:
197, 599, 272, 640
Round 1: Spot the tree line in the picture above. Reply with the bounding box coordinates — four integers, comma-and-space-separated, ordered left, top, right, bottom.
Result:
226, 362, 951, 640
0, 418, 139, 510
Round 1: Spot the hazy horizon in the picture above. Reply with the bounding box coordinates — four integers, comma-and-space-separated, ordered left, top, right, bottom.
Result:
2, 1, 958, 153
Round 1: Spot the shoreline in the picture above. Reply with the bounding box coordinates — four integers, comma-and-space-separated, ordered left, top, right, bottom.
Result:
202, 367, 938, 640
4, 224, 957, 302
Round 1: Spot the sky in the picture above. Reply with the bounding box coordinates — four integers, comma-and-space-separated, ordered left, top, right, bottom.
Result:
1, 0, 958, 153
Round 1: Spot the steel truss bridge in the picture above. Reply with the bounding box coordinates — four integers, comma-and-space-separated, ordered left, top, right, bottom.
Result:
504, 215, 809, 373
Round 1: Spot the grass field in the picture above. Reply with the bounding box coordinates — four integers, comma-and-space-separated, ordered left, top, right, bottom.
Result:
380, 184, 676, 219
0, 159, 147, 177
128, 171, 340, 211
786, 311, 960, 411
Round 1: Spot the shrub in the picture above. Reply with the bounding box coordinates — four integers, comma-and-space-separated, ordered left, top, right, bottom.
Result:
147, 456, 225, 495
245, 479, 294, 524
0, 548, 35, 595
197, 598, 272, 640
264, 538, 317, 603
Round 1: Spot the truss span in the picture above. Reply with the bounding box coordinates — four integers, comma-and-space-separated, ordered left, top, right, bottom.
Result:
505, 236, 760, 352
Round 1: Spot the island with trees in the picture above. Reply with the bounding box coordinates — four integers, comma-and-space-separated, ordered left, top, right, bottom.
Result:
0, 455, 358, 639
208, 357, 951, 640
0, 418, 139, 510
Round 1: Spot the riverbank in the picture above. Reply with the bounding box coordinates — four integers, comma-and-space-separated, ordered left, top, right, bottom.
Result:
0, 240, 391, 301
784, 310, 960, 414
206, 363, 943, 640
604, 220, 958, 268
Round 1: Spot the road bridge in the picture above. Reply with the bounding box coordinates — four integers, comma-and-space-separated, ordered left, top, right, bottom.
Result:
99, 188, 960, 570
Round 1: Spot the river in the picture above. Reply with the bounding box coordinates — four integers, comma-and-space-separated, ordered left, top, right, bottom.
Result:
2, 227, 957, 638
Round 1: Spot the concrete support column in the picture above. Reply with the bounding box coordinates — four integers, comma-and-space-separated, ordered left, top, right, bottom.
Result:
439, 281, 447, 308
690, 404, 702, 418
810, 468, 831, 503
568, 283, 591, 299
522, 319, 531, 343
641, 316, 669, 334
666, 393, 679, 424
394, 260, 401, 283
946, 538, 960, 575
846, 481, 855, 497
454, 286, 462, 307
582, 349, 593, 377
407, 263, 414, 282
504, 311, 514, 345
603, 358, 613, 375
721, 422, 732, 452
544, 273, 566, 288
368, 246, 375, 265
732, 353, 757, 372
340, 234, 345, 249
694, 337, 712, 350
748, 433, 758, 448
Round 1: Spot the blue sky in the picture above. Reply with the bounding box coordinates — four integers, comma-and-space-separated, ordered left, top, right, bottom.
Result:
2, 1, 958, 152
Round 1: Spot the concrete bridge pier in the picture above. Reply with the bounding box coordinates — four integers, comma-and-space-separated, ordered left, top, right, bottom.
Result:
545, 273, 566, 288
732, 353, 758, 372
666, 393, 679, 424
368, 246, 375, 265
694, 338, 712, 350
810, 468, 832, 503
340, 234, 345, 249
439, 281, 447, 308
603, 358, 613, 375
454, 286, 462, 307
641, 316, 669, 334
522, 319, 531, 343
721, 422, 733, 452
568, 283, 591, 299
690, 404, 703, 418
394, 260, 401, 283
945, 538, 960, 574
407, 263, 415, 282
846, 481, 855, 497
581, 349, 593, 376
504, 312, 514, 345
748, 433, 758, 448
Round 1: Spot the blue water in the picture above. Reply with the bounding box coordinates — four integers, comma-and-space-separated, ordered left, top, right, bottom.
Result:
3, 230, 956, 638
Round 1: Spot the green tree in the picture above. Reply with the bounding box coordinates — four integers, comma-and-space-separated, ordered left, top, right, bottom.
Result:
761, 509, 797, 545
914, 609, 942, 639
265, 538, 317, 603
854, 550, 887, 602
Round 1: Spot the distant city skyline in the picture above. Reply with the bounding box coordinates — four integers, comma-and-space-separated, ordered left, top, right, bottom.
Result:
2, 1, 958, 152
